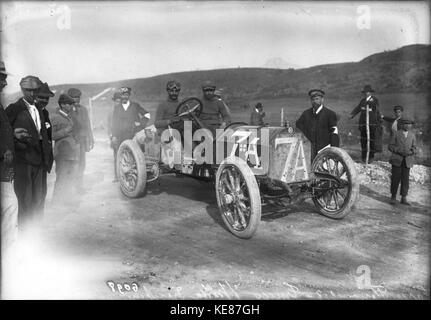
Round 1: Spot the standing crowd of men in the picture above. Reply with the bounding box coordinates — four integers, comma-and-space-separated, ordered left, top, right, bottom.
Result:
0, 62, 94, 252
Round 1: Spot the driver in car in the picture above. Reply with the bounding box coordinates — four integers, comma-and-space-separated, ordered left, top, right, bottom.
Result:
154, 80, 182, 135
199, 80, 232, 136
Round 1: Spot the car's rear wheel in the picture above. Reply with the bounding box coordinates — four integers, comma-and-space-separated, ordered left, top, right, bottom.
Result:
311, 147, 359, 219
215, 157, 261, 239
117, 139, 147, 198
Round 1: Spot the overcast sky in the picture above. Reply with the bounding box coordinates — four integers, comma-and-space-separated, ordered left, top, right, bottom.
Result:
1, 1, 429, 94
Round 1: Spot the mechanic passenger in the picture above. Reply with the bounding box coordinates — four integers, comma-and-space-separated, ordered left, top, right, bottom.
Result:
109, 87, 150, 181
296, 89, 340, 161
67, 88, 94, 191
199, 80, 231, 136
154, 80, 182, 134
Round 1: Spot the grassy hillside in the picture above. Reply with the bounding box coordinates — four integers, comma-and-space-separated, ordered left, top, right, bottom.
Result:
4, 44, 430, 105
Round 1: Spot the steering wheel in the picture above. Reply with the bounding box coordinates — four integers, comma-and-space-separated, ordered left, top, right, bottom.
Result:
175, 97, 203, 119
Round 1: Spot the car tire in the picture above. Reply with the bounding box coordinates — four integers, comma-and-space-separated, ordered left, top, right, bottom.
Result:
215, 157, 261, 239
311, 147, 359, 219
117, 139, 147, 198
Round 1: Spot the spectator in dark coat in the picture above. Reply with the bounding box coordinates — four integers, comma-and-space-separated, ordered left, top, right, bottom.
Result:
5, 76, 52, 231
296, 89, 340, 161
350, 85, 383, 163
109, 87, 150, 181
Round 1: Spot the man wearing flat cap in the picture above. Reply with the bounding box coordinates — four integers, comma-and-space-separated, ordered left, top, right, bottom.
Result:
388, 118, 416, 205
296, 89, 340, 161
67, 88, 94, 191
350, 85, 383, 163
199, 80, 231, 136
110, 87, 150, 180
50, 93, 80, 201
5, 75, 52, 231
0, 61, 18, 250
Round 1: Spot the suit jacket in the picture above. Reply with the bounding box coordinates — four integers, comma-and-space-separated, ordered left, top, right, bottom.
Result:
5, 98, 53, 172
388, 130, 416, 168
350, 96, 382, 128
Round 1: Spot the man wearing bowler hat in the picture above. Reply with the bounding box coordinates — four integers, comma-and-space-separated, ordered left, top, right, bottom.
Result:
67, 88, 94, 191
296, 89, 340, 161
350, 85, 383, 163
5, 76, 52, 231
388, 118, 416, 205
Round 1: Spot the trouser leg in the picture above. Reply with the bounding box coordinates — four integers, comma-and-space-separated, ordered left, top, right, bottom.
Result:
13, 163, 33, 230
400, 160, 410, 196
31, 165, 46, 223
390, 165, 402, 197
369, 128, 375, 160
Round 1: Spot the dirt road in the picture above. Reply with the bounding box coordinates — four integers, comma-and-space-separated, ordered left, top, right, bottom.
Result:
2, 135, 430, 299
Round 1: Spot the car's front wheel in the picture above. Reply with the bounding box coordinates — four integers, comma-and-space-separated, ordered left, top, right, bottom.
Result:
215, 157, 261, 239
117, 139, 147, 198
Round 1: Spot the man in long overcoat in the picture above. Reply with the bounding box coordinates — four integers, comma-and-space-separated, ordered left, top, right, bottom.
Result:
296, 89, 340, 161
350, 85, 383, 162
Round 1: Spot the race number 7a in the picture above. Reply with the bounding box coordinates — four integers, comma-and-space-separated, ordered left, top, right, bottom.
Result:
274, 137, 309, 183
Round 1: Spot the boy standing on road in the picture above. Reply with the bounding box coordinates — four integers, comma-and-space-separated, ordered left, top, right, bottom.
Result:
388, 118, 416, 205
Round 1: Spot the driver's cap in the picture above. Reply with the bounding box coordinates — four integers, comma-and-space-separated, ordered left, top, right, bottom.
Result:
202, 80, 216, 90
166, 80, 181, 91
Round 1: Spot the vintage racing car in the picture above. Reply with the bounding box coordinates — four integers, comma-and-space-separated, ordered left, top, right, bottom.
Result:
116, 98, 359, 239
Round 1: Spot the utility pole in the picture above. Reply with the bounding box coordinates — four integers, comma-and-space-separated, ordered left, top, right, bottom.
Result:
365, 104, 370, 165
